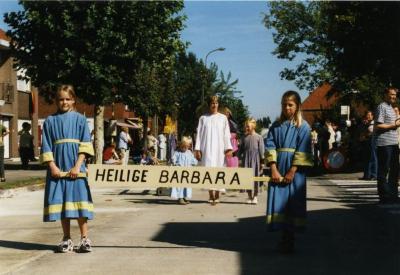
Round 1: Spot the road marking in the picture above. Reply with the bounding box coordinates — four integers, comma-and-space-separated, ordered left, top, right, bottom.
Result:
345, 188, 376, 192
329, 179, 400, 215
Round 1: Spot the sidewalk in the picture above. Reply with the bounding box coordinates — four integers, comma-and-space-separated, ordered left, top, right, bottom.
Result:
0, 160, 46, 198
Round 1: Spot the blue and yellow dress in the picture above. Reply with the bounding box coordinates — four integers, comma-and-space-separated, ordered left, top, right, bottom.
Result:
40, 111, 94, 222
265, 120, 313, 232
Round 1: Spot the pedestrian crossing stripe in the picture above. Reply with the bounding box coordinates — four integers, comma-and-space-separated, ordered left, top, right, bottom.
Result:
328, 179, 400, 215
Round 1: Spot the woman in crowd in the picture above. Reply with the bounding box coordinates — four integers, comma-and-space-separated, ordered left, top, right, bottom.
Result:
194, 95, 232, 205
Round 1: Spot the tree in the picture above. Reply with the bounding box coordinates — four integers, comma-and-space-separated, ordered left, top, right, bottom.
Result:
4, 0, 185, 162
256, 116, 271, 133
214, 71, 249, 133
264, 1, 400, 109
174, 52, 249, 137
174, 52, 214, 136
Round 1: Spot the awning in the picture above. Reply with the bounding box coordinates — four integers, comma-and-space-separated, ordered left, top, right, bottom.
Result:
116, 121, 140, 129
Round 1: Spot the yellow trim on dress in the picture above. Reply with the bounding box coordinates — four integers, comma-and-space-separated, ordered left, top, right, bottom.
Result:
265, 149, 277, 164
277, 148, 296, 153
292, 152, 313, 166
267, 213, 306, 227
54, 139, 80, 145
78, 142, 94, 156
40, 152, 54, 164
43, 201, 94, 216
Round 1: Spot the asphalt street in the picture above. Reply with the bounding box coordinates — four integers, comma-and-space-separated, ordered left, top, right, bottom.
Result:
1, 173, 400, 275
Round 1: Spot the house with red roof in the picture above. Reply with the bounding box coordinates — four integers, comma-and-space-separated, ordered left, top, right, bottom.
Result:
302, 82, 367, 126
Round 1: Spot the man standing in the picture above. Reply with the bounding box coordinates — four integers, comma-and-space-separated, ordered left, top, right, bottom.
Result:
0, 118, 9, 182
360, 111, 377, 180
375, 87, 400, 204
18, 122, 34, 169
118, 126, 132, 165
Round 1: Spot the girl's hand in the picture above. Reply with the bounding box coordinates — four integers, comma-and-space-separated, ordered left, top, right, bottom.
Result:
69, 166, 80, 179
50, 165, 61, 179
271, 167, 282, 183
283, 166, 298, 184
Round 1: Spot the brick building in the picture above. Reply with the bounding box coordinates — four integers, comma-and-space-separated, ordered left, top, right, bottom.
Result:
0, 29, 39, 159
302, 82, 368, 126
302, 83, 339, 126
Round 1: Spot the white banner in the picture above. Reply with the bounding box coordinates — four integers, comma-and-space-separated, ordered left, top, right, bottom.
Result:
87, 164, 255, 189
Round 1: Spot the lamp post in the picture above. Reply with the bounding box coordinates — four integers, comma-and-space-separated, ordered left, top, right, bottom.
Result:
202, 47, 225, 104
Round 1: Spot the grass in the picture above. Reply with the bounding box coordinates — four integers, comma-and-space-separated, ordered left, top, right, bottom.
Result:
0, 177, 45, 190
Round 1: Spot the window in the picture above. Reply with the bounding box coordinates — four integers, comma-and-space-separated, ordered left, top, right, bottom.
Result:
17, 68, 31, 92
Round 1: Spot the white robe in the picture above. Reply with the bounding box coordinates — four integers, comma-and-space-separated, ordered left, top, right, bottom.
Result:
195, 112, 233, 167
158, 134, 167, 161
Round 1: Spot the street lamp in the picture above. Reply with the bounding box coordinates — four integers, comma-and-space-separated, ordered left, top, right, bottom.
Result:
202, 47, 226, 104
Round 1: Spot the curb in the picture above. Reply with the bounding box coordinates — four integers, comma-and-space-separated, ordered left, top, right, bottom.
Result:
0, 183, 44, 199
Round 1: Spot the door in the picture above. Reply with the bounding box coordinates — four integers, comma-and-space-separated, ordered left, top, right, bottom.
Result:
1, 118, 10, 158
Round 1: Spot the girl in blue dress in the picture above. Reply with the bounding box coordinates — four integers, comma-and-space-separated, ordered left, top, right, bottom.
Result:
170, 136, 198, 204
265, 91, 313, 253
40, 85, 94, 253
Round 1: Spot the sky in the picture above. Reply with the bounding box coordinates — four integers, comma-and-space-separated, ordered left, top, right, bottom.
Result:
0, 0, 307, 120
181, 1, 306, 120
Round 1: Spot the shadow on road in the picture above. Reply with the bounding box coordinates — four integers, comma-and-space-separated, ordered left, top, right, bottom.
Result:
124, 198, 249, 205
0, 240, 53, 251
152, 201, 400, 275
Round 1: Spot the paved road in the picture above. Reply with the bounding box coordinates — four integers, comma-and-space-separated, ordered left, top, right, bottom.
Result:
1, 177, 400, 275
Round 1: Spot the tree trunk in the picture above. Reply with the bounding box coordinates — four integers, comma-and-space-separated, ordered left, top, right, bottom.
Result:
94, 105, 105, 164
143, 115, 148, 152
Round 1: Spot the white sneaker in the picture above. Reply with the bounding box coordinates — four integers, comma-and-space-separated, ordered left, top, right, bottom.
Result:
77, 237, 92, 253
246, 199, 252, 204
252, 197, 258, 205
56, 238, 74, 253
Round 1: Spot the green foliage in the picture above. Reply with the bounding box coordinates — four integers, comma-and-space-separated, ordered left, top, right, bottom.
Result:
264, 1, 400, 109
4, 1, 185, 106
174, 52, 248, 136
255, 116, 271, 133
214, 71, 249, 134
174, 52, 213, 136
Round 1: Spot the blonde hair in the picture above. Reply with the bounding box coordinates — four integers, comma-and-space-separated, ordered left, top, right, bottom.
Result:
221, 106, 232, 117
56, 84, 76, 110
179, 136, 192, 149
245, 118, 257, 128
279, 90, 303, 127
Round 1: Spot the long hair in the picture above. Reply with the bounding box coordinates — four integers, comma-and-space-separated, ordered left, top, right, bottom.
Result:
279, 90, 303, 127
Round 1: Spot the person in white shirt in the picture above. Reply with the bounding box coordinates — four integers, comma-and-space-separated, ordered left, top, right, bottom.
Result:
157, 133, 167, 161
194, 96, 233, 205
325, 120, 336, 150
332, 122, 341, 148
